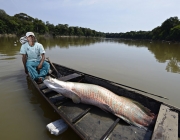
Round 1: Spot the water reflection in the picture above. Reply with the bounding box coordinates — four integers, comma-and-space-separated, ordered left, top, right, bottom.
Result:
0, 37, 20, 56
38, 37, 104, 49
118, 39, 180, 74
0, 37, 180, 73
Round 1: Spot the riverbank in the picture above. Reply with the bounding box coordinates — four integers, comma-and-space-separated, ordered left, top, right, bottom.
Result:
0, 34, 17, 37
0, 34, 90, 38
0, 34, 178, 44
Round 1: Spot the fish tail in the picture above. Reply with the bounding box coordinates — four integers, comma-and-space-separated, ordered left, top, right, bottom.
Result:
123, 98, 157, 127
133, 100, 157, 124
150, 113, 157, 125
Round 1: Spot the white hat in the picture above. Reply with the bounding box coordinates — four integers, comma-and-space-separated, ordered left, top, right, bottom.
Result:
26, 32, 35, 37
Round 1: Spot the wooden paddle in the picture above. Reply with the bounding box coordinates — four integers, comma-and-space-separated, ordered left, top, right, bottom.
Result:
46, 57, 62, 78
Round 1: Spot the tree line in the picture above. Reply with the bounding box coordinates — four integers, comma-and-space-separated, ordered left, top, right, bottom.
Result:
0, 9, 105, 37
106, 17, 180, 41
0, 9, 180, 41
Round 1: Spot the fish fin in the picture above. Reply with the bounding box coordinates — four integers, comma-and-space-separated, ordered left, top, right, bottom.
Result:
67, 90, 81, 104
118, 115, 131, 125
71, 93, 81, 104
115, 114, 147, 130
100, 104, 115, 114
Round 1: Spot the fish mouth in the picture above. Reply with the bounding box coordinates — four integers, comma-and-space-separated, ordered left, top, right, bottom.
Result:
43, 80, 57, 89
45, 76, 53, 81
44, 77, 63, 89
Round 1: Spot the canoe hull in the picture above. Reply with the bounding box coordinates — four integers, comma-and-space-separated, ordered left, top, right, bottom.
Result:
28, 62, 179, 140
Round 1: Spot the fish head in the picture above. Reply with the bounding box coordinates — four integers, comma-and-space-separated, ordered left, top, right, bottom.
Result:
44, 78, 64, 91
43, 77, 81, 103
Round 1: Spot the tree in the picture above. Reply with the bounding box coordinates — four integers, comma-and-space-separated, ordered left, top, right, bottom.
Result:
161, 17, 180, 30
169, 25, 180, 41
69, 27, 74, 36
0, 20, 7, 33
160, 17, 180, 40
14, 13, 34, 22
33, 18, 48, 34
46, 21, 55, 34
0, 9, 7, 17
73, 26, 84, 36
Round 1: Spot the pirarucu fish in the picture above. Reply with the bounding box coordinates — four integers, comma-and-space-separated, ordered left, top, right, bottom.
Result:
43, 77, 156, 129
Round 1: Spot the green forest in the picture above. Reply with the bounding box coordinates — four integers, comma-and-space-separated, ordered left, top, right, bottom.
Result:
106, 17, 180, 41
0, 9, 180, 41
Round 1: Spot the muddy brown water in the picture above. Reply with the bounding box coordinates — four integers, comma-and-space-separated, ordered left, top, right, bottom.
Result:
0, 37, 180, 140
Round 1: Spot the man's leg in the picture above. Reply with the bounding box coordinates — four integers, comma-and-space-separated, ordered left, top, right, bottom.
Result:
26, 61, 39, 80
38, 61, 50, 79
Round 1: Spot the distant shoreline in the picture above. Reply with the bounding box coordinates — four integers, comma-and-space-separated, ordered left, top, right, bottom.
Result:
0, 34, 179, 44
0, 34, 17, 37
0, 34, 94, 38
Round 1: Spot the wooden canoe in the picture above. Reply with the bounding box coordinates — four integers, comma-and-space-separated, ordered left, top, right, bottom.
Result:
28, 61, 179, 140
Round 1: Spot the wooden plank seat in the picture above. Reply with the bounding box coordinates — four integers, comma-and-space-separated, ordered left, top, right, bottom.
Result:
39, 73, 83, 90
151, 104, 178, 140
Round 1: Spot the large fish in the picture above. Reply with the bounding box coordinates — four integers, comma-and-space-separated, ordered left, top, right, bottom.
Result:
43, 76, 156, 129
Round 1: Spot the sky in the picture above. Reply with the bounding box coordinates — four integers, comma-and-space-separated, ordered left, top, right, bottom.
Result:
1, 0, 180, 33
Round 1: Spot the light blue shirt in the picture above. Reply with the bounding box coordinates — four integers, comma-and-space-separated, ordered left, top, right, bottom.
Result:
20, 42, 45, 61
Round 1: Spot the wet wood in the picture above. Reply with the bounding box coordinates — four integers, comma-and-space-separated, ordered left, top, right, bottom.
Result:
42, 88, 53, 94
72, 107, 92, 123
58, 73, 82, 81
151, 104, 178, 140
100, 118, 120, 140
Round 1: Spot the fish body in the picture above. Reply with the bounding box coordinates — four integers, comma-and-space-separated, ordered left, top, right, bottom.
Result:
43, 77, 156, 129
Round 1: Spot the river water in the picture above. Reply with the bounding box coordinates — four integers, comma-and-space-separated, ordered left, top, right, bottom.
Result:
0, 37, 180, 140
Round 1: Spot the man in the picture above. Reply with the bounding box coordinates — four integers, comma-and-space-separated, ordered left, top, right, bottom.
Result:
20, 32, 50, 83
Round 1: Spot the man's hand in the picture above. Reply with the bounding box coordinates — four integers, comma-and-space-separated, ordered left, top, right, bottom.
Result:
36, 53, 45, 74
37, 64, 42, 70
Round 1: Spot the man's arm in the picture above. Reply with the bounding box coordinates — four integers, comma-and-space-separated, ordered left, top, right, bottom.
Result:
37, 53, 45, 70
22, 54, 28, 74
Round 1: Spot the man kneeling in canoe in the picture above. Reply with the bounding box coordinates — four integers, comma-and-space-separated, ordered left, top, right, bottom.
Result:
20, 32, 50, 84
